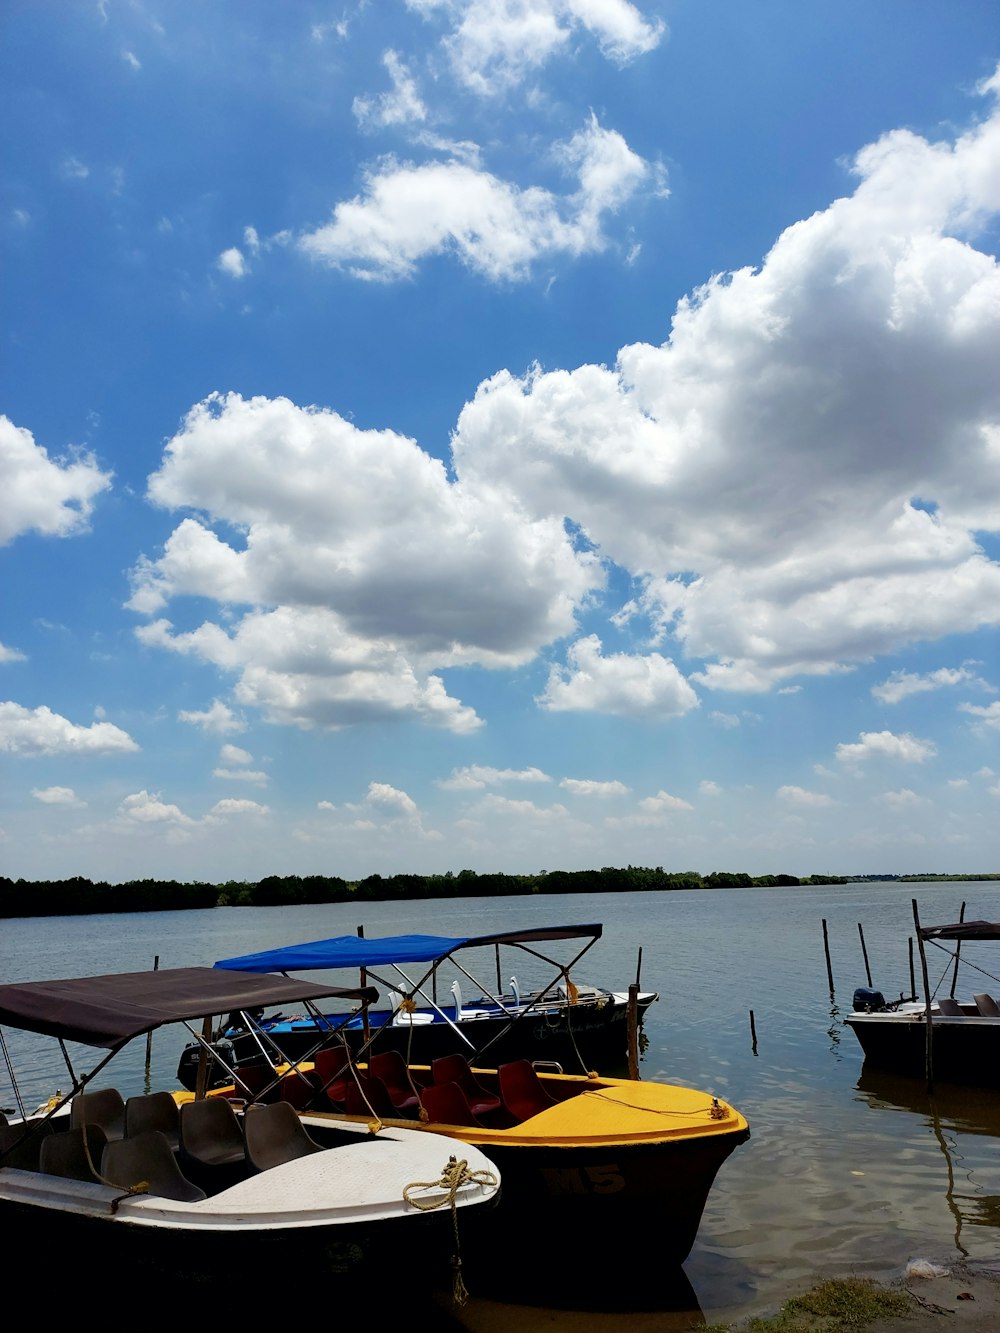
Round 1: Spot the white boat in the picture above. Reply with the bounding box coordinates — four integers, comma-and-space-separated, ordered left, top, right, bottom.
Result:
0, 965, 500, 1287
844, 917, 1000, 1088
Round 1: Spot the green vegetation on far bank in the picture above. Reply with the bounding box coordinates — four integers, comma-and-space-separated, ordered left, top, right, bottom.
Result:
1, 865, 994, 920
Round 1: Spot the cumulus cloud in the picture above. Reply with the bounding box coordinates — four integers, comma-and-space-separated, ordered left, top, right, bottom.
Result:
879, 788, 924, 807
777, 785, 835, 807
207, 798, 270, 817
130, 392, 600, 733
835, 730, 937, 766
32, 786, 85, 806
118, 790, 193, 824
960, 700, 1000, 729
638, 789, 693, 813
0, 642, 26, 663
408, 0, 664, 95
177, 699, 246, 733
872, 665, 990, 703
438, 764, 551, 790
450, 68, 1000, 691
354, 50, 427, 128
0, 702, 138, 756
539, 634, 699, 717
212, 767, 269, 784
558, 777, 629, 796
219, 743, 253, 765
0, 416, 112, 546
217, 247, 247, 278
299, 116, 651, 281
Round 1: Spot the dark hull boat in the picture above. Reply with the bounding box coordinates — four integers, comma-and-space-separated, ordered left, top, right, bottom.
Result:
177, 924, 658, 1091
845, 917, 1000, 1089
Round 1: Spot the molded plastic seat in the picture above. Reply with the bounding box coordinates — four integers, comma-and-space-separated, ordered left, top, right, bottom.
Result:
312, 1047, 352, 1109
179, 1096, 247, 1171
420, 1081, 487, 1128
243, 1101, 324, 1171
229, 1064, 281, 1105
973, 993, 1000, 1017
369, 1050, 421, 1113
125, 1091, 180, 1151
70, 1087, 126, 1141
497, 1060, 558, 1122
102, 1130, 206, 1202
39, 1123, 107, 1181
431, 1054, 502, 1118
278, 1071, 319, 1111
344, 1072, 395, 1119
1, 1120, 56, 1172
936, 997, 964, 1016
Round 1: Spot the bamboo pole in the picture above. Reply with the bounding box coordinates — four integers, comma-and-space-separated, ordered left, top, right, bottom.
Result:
949, 901, 966, 998
858, 923, 873, 988
912, 898, 934, 1092
822, 919, 835, 992
626, 983, 640, 1081
749, 1009, 758, 1055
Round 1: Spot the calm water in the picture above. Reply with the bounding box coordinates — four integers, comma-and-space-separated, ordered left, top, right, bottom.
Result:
2, 882, 998, 1326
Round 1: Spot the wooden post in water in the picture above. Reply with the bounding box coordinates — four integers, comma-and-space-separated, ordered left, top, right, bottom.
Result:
626, 983, 640, 1081
194, 1014, 214, 1101
912, 898, 934, 1092
822, 919, 835, 993
145, 954, 160, 1080
749, 1009, 758, 1055
858, 923, 873, 988
949, 902, 966, 998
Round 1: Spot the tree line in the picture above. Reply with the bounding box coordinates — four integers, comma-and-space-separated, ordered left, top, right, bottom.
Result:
0, 866, 852, 919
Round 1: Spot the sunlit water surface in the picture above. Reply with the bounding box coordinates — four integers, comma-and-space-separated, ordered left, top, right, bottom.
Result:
2, 883, 998, 1325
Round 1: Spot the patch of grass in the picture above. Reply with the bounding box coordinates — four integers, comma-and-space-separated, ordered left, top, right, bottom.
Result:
707, 1278, 912, 1332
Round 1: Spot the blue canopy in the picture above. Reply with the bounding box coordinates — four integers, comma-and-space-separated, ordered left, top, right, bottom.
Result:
215, 924, 602, 974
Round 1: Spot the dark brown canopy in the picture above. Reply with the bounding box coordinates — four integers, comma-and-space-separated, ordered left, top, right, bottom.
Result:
919, 920, 1000, 943
0, 967, 378, 1049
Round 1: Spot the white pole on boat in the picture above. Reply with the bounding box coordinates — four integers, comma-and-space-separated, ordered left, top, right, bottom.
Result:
912, 898, 935, 1093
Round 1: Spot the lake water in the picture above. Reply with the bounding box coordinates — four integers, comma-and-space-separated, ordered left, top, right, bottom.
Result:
2, 881, 998, 1326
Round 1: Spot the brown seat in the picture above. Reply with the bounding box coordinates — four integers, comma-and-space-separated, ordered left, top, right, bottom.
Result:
936, 997, 965, 1016
278, 1071, 319, 1111
1, 1120, 56, 1172
369, 1051, 421, 1114
344, 1072, 395, 1119
243, 1101, 324, 1172
420, 1081, 487, 1129
229, 1064, 281, 1105
431, 1054, 502, 1119
102, 1130, 206, 1202
497, 1060, 558, 1122
70, 1087, 126, 1141
178, 1096, 247, 1187
312, 1047, 352, 1110
39, 1124, 107, 1181
125, 1092, 180, 1151
973, 993, 1000, 1017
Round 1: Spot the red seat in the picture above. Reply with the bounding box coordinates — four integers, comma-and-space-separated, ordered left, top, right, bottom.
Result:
497, 1060, 558, 1122
420, 1081, 486, 1128
228, 1064, 279, 1104
279, 1070, 319, 1111
344, 1073, 395, 1119
312, 1047, 352, 1109
369, 1051, 421, 1114
431, 1054, 502, 1119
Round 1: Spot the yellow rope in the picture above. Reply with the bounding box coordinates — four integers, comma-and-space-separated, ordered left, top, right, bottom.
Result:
402, 1154, 499, 1305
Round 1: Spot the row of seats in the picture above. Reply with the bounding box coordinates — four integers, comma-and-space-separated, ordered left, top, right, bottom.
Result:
936, 992, 1000, 1017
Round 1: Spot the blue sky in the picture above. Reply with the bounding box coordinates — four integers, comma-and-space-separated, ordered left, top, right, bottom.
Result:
2, 1, 999, 884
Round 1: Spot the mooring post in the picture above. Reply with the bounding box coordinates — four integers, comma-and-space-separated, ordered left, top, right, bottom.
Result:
908, 937, 915, 1000
857, 923, 873, 988
627, 983, 640, 1081
749, 1009, 758, 1055
949, 901, 966, 998
822, 918, 835, 993
912, 898, 934, 1092
145, 954, 160, 1081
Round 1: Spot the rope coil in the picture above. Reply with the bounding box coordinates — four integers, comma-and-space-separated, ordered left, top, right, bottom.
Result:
402, 1154, 499, 1305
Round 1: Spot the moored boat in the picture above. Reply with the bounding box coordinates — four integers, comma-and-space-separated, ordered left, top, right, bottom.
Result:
0, 966, 500, 1287
177, 923, 658, 1089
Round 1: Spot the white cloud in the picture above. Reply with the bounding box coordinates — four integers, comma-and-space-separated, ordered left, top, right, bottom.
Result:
476, 793, 569, 821
959, 700, 1000, 730
122, 49, 140, 70
31, 786, 85, 806
219, 743, 253, 764
177, 699, 246, 733
835, 730, 937, 766
299, 116, 650, 282
0, 416, 112, 546
872, 665, 989, 703
207, 798, 270, 817
212, 767, 268, 785
558, 777, 629, 796
217, 247, 247, 278
879, 788, 924, 808
364, 782, 419, 816
539, 634, 699, 718
354, 50, 427, 128
0, 702, 138, 756
408, 0, 664, 95
438, 764, 551, 790
118, 790, 193, 824
638, 789, 693, 814
450, 69, 1000, 690
777, 785, 834, 808
0, 642, 26, 663
699, 780, 722, 795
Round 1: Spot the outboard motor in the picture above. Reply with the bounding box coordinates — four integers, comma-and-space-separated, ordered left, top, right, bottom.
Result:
852, 987, 887, 1012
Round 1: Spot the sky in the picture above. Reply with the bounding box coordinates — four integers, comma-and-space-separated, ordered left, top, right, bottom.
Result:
2, 2, 999, 886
